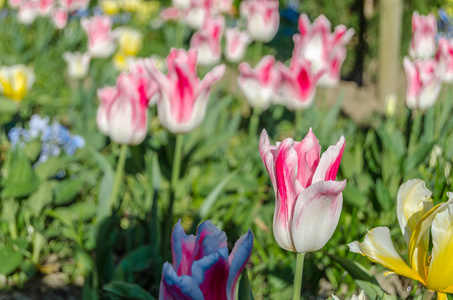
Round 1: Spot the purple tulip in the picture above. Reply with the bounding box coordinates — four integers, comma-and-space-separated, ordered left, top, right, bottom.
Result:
159, 220, 254, 300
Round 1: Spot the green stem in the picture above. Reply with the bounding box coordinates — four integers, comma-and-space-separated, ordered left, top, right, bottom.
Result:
174, 22, 184, 48
295, 109, 303, 140
408, 109, 422, 154
292, 252, 306, 300
110, 144, 128, 212
248, 108, 261, 138
421, 290, 435, 300
253, 42, 263, 64
171, 134, 183, 193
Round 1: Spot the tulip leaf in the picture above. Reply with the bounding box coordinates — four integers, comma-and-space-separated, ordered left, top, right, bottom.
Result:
34, 156, 72, 180
328, 253, 385, 300
342, 184, 367, 206
54, 178, 85, 205
0, 246, 23, 275
376, 179, 393, 211
238, 268, 255, 300
403, 141, 435, 174
112, 245, 153, 282
103, 281, 155, 300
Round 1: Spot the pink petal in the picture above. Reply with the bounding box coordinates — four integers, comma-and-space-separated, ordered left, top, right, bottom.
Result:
312, 136, 345, 183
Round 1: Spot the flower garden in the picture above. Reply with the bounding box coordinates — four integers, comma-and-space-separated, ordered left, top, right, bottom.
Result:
1, 0, 453, 299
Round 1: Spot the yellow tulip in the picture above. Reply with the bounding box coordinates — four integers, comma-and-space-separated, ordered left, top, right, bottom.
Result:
120, 0, 141, 12
115, 27, 143, 57
349, 179, 453, 300
100, 0, 120, 15
0, 65, 35, 102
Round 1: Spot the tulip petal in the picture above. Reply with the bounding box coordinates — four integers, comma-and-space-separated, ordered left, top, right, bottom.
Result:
227, 229, 254, 300
259, 129, 278, 199
348, 227, 422, 282
191, 248, 230, 300
273, 138, 302, 251
193, 220, 228, 262
293, 128, 321, 188
291, 180, 345, 253
159, 262, 204, 300
312, 136, 345, 183
425, 202, 453, 291
171, 220, 196, 276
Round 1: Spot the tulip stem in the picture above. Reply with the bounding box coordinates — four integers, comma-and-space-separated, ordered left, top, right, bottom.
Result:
421, 290, 435, 300
253, 42, 263, 64
171, 134, 183, 192
295, 109, 303, 140
175, 22, 184, 48
110, 144, 128, 212
249, 108, 261, 138
292, 252, 305, 300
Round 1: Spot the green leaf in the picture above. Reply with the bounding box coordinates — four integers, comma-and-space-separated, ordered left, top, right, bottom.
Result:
35, 156, 71, 180
54, 178, 84, 205
23, 141, 42, 162
112, 245, 153, 282
103, 281, 155, 300
403, 141, 435, 173
328, 253, 385, 300
49, 202, 96, 223
376, 179, 393, 211
342, 184, 367, 206
238, 268, 254, 300
89, 147, 115, 221
1, 148, 40, 198
25, 181, 54, 216
0, 198, 19, 223
0, 246, 23, 275
199, 170, 237, 218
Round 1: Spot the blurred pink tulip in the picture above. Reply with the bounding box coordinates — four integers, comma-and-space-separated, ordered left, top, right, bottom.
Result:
238, 55, 280, 110
224, 28, 251, 63
145, 48, 225, 133
403, 57, 442, 110
161, 7, 182, 21
409, 12, 437, 59
8, 0, 23, 8
59, 0, 89, 12
17, 2, 38, 24
260, 129, 346, 253
81, 16, 116, 58
184, 0, 214, 29
277, 57, 323, 110
52, 9, 68, 29
190, 16, 225, 66
37, 0, 55, 15
97, 71, 155, 145
240, 0, 279, 42
436, 38, 453, 83
293, 14, 354, 87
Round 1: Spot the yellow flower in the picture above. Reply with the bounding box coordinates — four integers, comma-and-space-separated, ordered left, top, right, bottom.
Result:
100, 0, 121, 15
114, 27, 143, 57
120, 0, 141, 12
135, 1, 160, 23
0, 65, 35, 102
349, 179, 453, 300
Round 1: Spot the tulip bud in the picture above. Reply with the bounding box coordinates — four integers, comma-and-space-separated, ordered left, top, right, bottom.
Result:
0, 65, 35, 102
238, 55, 280, 110
403, 57, 442, 110
435, 38, 453, 83
63, 52, 91, 79
145, 48, 225, 133
260, 129, 346, 253
190, 16, 225, 66
81, 16, 116, 58
224, 28, 251, 63
409, 12, 437, 59
240, 0, 279, 42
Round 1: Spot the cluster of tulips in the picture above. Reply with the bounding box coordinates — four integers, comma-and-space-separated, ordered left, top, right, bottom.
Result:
404, 11, 453, 110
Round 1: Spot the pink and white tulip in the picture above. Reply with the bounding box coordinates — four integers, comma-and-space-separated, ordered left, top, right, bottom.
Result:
184, 0, 214, 30
293, 14, 354, 87
240, 0, 279, 42
409, 12, 437, 59
278, 57, 323, 110
224, 28, 251, 63
81, 16, 116, 58
17, 2, 38, 25
436, 38, 453, 83
403, 57, 442, 110
260, 129, 346, 253
36, 0, 55, 15
190, 16, 224, 66
59, 0, 90, 12
238, 55, 280, 110
145, 48, 225, 133
96, 71, 155, 145
52, 8, 68, 29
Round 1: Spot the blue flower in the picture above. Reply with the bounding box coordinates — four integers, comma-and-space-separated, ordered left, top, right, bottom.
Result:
8, 127, 30, 148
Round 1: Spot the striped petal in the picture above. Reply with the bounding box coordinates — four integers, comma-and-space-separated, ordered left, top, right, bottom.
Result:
312, 136, 345, 183
227, 230, 254, 300
171, 220, 196, 276
159, 262, 204, 300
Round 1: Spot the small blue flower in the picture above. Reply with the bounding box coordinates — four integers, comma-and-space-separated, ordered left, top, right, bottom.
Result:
29, 114, 50, 138
8, 127, 30, 148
